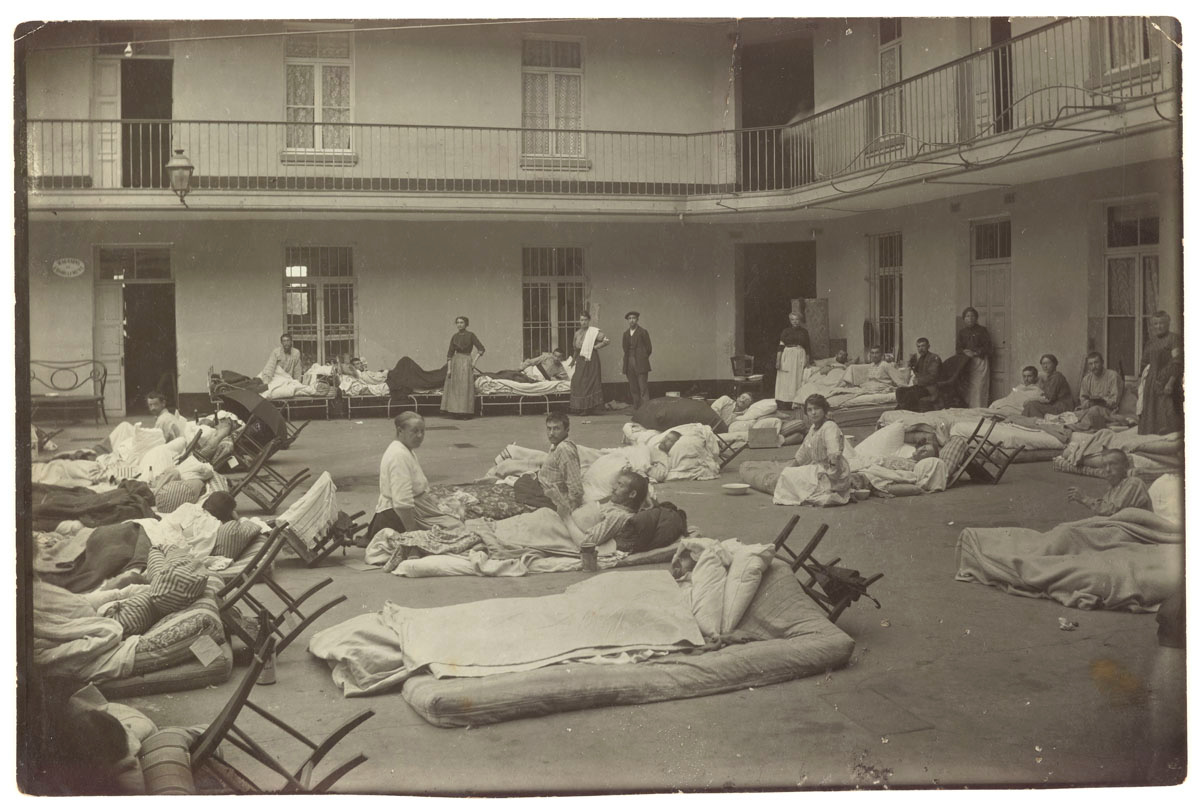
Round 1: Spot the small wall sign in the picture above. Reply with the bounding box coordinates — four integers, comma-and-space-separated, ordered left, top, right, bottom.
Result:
52, 258, 86, 278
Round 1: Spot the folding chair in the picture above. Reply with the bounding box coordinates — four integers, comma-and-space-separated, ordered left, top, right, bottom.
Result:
279, 510, 367, 568
227, 437, 312, 515
216, 524, 347, 657
730, 355, 765, 398
714, 433, 747, 470
947, 416, 1026, 487
190, 628, 374, 793
176, 428, 204, 465
771, 516, 883, 623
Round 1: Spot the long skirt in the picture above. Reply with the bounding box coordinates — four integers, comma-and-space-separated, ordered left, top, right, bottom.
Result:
440, 353, 475, 414
960, 356, 990, 409
775, 345, 809, 404
570, 356, 604, 412
773, 458, 852, 507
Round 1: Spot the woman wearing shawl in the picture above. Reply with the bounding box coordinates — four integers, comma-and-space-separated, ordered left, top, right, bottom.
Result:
1022, 354, 1074, 418
955, 306, 992, 408
440, 316, 485, 418
569, 311, 610, 414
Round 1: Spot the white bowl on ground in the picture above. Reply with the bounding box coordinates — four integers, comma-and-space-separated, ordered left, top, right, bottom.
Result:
722, 482, 751, 495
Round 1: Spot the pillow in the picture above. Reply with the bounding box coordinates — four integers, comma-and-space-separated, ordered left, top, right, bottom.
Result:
854, 421, 907, 460
1148, 474, 1183, 525
212, 520, 262, 560
940, 435, 970, 478
740, 399, 778, 421
154, 480, 205, 514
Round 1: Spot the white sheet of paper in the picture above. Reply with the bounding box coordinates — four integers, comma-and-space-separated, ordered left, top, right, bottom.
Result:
188, 634, 223, 667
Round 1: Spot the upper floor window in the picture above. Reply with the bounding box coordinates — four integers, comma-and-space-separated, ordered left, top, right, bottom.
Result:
871, 19, 904, 147
285, 29, 352, 151
1104, 201, 1159, 377
522, 39, 583, 157
1105, 17, 1160, 73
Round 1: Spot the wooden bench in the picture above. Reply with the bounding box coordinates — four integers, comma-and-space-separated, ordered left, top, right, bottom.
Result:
31, 359, 108, 423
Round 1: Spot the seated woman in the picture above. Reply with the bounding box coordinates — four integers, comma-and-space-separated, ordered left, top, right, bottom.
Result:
1022, 354, 1074, 418
774, 394, 852, 507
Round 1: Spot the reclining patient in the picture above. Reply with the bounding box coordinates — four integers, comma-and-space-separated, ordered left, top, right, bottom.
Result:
988, 365, 1045, 417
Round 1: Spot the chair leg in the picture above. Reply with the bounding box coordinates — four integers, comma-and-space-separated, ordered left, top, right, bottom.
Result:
307, 754, 369, 794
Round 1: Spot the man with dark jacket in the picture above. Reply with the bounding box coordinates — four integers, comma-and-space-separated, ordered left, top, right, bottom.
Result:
622, 311, 653, 410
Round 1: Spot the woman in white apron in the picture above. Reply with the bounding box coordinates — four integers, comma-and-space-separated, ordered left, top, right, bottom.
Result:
774, 311, 811, 409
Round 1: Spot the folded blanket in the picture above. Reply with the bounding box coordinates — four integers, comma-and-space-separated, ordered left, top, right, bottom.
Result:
277, 471, 339, 550
36, 523, 151, 594
614, 503, 687, 554
955, 508, 1184, 612
310, 570, 705, 696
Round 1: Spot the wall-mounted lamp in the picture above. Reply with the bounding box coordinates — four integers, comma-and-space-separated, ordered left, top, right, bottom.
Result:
165, 149, 195, 207
123, 42, 133, 57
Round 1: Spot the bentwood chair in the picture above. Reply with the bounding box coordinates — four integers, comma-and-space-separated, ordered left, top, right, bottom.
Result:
771, 516, 884, 623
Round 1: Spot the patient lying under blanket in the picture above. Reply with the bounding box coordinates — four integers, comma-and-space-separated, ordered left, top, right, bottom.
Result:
311, 540, 776, 696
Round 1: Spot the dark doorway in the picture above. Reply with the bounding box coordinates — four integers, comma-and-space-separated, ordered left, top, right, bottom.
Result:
990, 18, 1013, 134
121, 59, 173, 188
738, 35, 814, 191
741, 242, 817, 394
123, 284, 178, 413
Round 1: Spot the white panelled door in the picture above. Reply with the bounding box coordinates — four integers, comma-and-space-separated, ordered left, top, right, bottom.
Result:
94, 283, 126, 417
92, 58, 121, 189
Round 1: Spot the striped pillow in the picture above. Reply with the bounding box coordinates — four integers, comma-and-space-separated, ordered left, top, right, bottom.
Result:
149, 555, 208, 613
154, 480, 205, 514
940, 435, 971, 479
109, 593, 159, 636
212, 521, 262, 560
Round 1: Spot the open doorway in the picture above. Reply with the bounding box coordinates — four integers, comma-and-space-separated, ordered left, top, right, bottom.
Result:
738, 33, 814, 190
121, 58, 173, 188
124, 285, 178, 413
990, 18, 1014, 134
740, 242, 817, 393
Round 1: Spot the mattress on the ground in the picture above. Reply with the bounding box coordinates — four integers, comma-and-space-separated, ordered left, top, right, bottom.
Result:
97, 581, 232, 697
829, 403, 894, 430
400, 560, 855, 727
877, 408, 1066, 458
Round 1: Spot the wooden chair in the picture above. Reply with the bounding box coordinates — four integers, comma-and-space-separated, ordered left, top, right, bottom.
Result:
772, 516, 883, 623
279, 510, 367, 568
947, 416, 1025, 487
176, 429, 204, 465
730, 355, 765, 398
215, 524, 347, 657
227, 437, 312, 515
190, 628, 374, 793
714, 433, 747, 470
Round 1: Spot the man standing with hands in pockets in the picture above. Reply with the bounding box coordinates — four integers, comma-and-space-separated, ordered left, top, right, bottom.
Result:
622, 311, 653, 410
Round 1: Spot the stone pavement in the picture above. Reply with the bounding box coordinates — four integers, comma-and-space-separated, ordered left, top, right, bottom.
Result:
37, 410, 1176, 792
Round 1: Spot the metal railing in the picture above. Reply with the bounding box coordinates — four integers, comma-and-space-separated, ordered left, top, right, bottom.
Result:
26, 18, 1176, 199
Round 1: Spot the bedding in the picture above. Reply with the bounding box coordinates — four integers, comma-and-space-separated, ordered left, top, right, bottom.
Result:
36, 522, 152, 594
276, 471, 339, 551
1058, 428, 1182, 477
622, 422, 723, 481
32, 481, 157, 532
794, 363, 910, 410
955, 507, 1183, 612
33, 581, 140, 682
475, 376, 571, 396
877, 408, 1071, 458
262, 365, 321, 400
399, 559, 856, 727
381, 541, 680, 578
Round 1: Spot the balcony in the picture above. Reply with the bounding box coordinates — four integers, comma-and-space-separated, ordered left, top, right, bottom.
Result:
26, 18, 1177, 211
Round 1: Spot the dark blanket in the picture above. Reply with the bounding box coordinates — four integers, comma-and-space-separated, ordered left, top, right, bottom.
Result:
614, 503, 688, 554
37, 523, 151, 593
387, 356, 449, 397
632, 397, 728, 434
896, 353, 971, 412
483, 369, 536, 383
216, 369, 267, 394
31, 480, 157, 532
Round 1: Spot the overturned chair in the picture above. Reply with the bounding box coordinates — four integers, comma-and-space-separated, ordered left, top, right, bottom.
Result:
714, 433, 747, 470
226, 436, 312, 515
141, 627, 374, 794
772, 516, 883, 623
946, 415, 1025, 487
281, 510, 368, 568
216, 524, 347, 658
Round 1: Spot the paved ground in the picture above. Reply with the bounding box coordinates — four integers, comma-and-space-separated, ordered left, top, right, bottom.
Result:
41, 410, 1181, 793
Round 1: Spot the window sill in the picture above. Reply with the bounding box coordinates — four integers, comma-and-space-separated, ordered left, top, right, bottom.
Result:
1085, 60, 1162, 91
280, 149, 359, 167
520, 156, 593, 171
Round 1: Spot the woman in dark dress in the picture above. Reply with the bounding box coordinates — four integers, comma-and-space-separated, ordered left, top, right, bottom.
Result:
569, 311, 610, 414
1022, 354, 1074, 418
956, 306, 992, 408
774, 311, 812, 410
440, 316, 485, 417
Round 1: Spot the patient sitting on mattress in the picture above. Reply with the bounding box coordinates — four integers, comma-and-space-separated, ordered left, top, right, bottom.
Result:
845, 346, 910, 393
513, 412, 585, 510
988, 365, 1044, 417
1066, 449, 1152, 516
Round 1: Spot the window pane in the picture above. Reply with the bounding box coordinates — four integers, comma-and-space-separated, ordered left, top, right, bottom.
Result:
286, 109, 315, 149
134, 248, 171, 279
1107, 257, 1136, 315
1142, 255, 1159, 315
553, 41, 582, 69
286, 284, 315, 321
318, 32, 351, 59
287, 64, 315, 105
1106, 317, 1135, 377
523, 281, 551, 357
554, 74, 583, 155
880, 18, 901, 44
973, 221, 1010, 260
523, 40, 553, 67
98, 248, 135, 280
522, 73, 550, 154
286, 33, 319, 58
1107, 204, 1156, 247
323, 65, 350, 108
1139, 215, 1159, 245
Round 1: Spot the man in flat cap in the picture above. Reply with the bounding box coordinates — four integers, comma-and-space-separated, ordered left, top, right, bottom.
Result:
622, 311, 653, 410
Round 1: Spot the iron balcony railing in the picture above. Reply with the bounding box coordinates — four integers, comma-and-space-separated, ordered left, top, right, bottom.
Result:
26, 17, 1177, 199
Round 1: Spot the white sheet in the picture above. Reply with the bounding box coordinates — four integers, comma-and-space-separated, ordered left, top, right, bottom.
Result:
475, 376, 571, 396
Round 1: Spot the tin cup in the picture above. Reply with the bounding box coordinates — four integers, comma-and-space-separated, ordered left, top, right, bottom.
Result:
256, 648, 277, 686
580, 546, 599, 572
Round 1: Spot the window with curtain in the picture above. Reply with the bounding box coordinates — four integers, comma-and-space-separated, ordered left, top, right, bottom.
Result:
869, 232, 903, 356
1104, 17, 1161, 73
870, 19, 904, 145
285, 29, 352, 151
521, 39, 583, 157
1104, 202, 1159, 377
522, 247, 585, 358
283, 246, 356, 365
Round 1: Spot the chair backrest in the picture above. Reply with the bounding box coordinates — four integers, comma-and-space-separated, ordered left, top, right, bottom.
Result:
190, 631, 276, 768
31, 359, 107, 397
730, 355, 755, 377
216, 523, 288, 605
